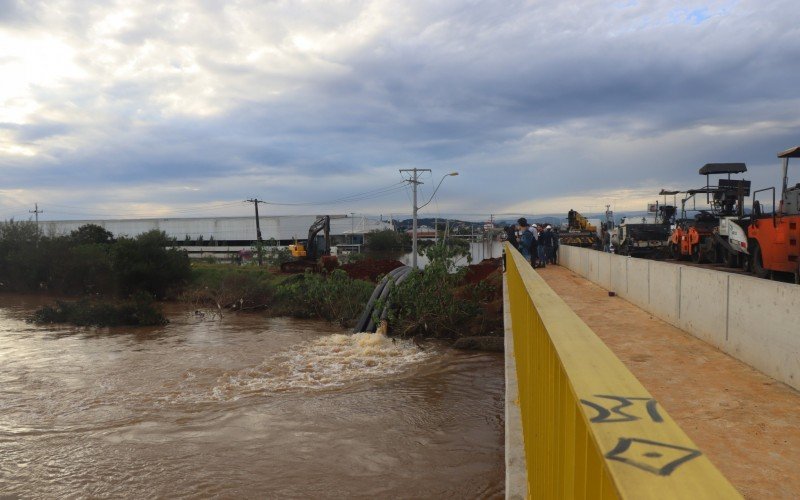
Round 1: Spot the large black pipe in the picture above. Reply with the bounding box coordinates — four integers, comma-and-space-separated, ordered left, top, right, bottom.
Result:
378, 267, 415, 322
365, 266, 412, 333
353, 266, 408, 333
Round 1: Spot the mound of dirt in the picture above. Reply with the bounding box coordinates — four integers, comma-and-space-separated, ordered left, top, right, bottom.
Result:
340, 259, 405, 282
463, 258, 503, 284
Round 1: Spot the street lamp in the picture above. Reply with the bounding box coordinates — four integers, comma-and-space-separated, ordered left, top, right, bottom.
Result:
399, 169, 459, 269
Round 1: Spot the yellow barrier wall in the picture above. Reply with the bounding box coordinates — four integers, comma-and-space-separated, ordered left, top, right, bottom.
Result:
504, 244, 740, 499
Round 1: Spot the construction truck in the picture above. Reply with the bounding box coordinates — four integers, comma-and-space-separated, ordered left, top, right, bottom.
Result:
280, 215, 338, 273
559, 209, 601, 248
669, 163, 750, 264
748, 146, 800, 282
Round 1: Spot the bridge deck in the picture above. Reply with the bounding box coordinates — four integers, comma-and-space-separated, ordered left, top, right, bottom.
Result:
538, 265, 800, 499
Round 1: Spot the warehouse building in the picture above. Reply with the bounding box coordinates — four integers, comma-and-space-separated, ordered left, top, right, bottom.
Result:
41, 215, 392, 260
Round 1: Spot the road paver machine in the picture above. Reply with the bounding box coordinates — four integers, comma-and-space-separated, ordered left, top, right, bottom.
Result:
669, 163, 750, 265
748, 146, 800, 282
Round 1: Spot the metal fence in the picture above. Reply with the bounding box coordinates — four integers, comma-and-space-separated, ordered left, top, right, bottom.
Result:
503, 243, 740, 499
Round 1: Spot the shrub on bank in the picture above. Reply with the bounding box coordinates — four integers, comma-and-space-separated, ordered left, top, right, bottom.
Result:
184, 264, 278, 310
385, 265, 480, 338
273, 270, 373, 327
30, 294, 168, 327
384, 242, 495, 338
185, 265, 373, 327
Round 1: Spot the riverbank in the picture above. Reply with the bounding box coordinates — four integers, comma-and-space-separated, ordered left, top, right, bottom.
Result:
184, 258, 504, 342
25, 257, 504, 348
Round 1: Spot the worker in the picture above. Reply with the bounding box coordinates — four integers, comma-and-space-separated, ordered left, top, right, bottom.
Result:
517, 218, 534, 262
504, 225, 518, 250
551, 228, 560, 264
603, 229, 611, 253
538, 225, 553, 268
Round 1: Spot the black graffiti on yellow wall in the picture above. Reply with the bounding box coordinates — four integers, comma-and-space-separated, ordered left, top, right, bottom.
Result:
579, 395, 663, 424
605, 437, 702, 476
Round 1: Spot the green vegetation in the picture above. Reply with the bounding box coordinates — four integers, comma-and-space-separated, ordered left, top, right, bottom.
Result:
184, 265, 372, 327
364, 229, 410, 253
264, 246, 293, 267
385, 243, 500, 338
0, 220, 190, 298
5, 221, 500, 338
183, 263, 279, 311
273, 270, 373, 327
417, 237, 471, 265
30, 294, 168, 327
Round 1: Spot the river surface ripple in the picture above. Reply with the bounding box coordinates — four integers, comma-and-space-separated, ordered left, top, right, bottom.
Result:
0, 295, 504, 499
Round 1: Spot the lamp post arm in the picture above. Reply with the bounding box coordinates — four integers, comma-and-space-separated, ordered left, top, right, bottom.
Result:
418, 175, 450, 211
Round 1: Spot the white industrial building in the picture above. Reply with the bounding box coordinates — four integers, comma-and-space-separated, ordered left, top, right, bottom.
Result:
40, 215, 392, 260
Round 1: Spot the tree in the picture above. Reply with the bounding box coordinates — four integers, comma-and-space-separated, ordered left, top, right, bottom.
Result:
365, 229, 402, 252
70, 224, 114, 245
0, 219, 44, 291
112, 230, 191, 298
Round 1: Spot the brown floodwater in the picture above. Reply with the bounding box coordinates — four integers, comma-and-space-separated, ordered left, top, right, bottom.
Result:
0, 295, 504, 498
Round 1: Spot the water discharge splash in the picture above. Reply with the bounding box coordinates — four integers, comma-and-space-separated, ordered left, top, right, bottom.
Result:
213, 332, 433, 398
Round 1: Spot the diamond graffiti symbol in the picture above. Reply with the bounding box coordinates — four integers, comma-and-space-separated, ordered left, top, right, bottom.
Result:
605, 437, 702, 476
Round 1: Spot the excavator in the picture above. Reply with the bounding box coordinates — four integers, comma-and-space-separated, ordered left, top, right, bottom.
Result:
280, 215, 338, 273
748, 146, 800, 282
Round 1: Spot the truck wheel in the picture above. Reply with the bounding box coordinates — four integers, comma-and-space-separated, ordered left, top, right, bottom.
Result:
723, 249, 736, 268
706, 245, 718, 264
752, 243, 770, 279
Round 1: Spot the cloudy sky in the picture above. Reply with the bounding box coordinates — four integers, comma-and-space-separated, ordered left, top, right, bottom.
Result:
1, 0, 798, 222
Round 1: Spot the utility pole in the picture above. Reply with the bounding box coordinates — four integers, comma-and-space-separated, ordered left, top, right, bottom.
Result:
29, 203, 43, 224
400, 168, 459, 269
350, 212, 355, 245
245, 198, 265, 265
399, 168, 431, 269
489, 214, 494, 259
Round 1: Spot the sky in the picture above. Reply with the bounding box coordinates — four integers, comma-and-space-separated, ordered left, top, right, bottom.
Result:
1, 0, 798, 222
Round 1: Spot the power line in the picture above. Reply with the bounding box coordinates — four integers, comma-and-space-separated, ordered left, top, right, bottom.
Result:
259, 182, 407, 206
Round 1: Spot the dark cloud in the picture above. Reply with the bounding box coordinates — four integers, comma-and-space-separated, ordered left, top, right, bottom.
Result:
2, 0, 799, 217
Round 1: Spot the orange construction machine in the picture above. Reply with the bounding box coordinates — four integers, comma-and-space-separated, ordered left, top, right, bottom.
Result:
669, 163, 750, 264
748, 146, 800, 282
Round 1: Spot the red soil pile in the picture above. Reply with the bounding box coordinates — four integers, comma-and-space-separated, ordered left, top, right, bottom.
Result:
463, 258, 503, 285
340, 259, 405, 282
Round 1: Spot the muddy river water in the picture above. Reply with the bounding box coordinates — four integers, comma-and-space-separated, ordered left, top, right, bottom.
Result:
0, 296, 504, 498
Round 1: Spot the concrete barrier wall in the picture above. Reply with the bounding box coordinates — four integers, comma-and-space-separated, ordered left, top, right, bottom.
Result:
587, 250, 600, 283
578, 247, 590, 278
597, 252, 612, 290
556, 245, 800, 391
648, 261, 681, 326
625, 258, 650, 310
678, 267, 729, 349
727, 275, 800, 387
609, 254, 628, 296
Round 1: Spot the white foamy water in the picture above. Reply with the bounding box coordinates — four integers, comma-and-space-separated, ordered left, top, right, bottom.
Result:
212, 332, 434, 398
